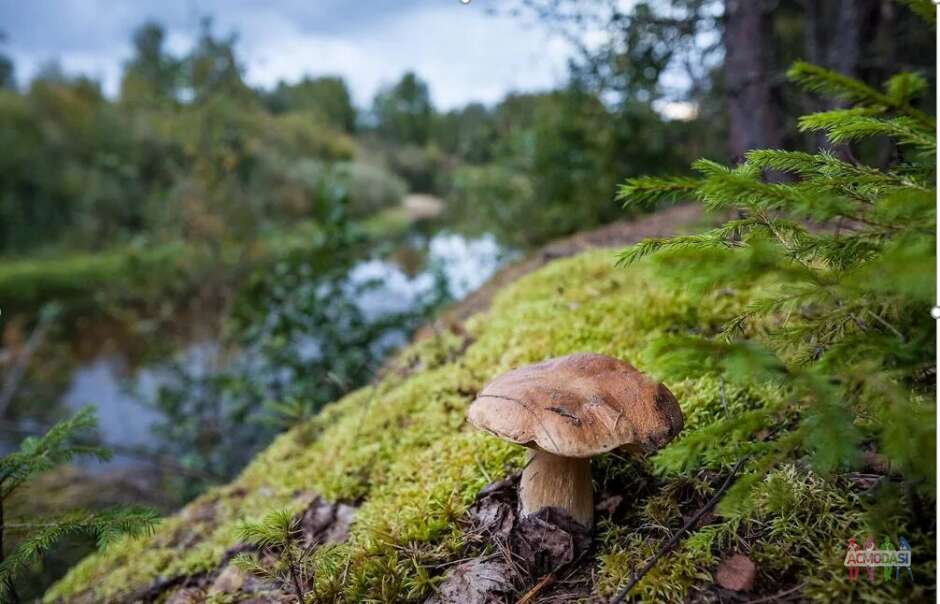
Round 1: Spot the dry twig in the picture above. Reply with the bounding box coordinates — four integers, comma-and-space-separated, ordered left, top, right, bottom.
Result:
608, 458, 748, 604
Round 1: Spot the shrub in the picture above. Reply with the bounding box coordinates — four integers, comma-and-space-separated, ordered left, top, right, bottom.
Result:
330, 161, 407, 218
616, 61, 936, 508
446, 164, 536, 247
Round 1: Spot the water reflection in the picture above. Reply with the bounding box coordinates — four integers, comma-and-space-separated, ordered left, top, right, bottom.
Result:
60, 232, 510, 465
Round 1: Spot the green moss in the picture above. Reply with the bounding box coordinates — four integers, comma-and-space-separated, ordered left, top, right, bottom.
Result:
46, 249, 930, 603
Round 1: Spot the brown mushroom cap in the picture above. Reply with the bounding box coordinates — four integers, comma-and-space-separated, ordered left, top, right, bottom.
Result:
468, 352, 683, 458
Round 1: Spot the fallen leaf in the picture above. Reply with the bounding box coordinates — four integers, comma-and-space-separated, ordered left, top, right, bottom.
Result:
429, 559, 514, 604
716, 553, 756, 592
466, 474, 518, 541
511, 507, 591, 576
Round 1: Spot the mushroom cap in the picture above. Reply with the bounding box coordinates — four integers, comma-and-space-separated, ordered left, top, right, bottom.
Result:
468, 353, 683, 458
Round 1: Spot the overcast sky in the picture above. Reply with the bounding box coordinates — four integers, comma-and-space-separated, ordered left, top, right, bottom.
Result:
0, 0, 575, 110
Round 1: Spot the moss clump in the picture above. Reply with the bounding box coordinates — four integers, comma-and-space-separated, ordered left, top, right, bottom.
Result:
46, 249, 931, 603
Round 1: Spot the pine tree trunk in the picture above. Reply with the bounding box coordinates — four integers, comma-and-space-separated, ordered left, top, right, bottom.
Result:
803, 0, 889, 154
723, 0, 782, 161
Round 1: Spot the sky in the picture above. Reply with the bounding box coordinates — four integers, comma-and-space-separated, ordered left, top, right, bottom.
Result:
0, 0, 575, 110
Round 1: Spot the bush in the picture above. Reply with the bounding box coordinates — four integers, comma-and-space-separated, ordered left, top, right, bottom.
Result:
330, 161, 407, 218
446, 164, 537, 247
617, 61, 935, 509
385, 144, 448, 194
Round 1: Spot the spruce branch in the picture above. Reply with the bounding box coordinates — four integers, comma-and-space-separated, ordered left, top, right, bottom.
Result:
798, 113, 935, 153
787, 62, 935, 129
0, 407, 110, 498
615, 55, 936, 518
0, 508, 157, 590
237, 509, 310, 603
899, 0, 936, 27
616, 176, 700, 208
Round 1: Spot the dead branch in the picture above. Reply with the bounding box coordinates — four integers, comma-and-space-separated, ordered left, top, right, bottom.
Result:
0, 311, 54, 417
609, 458, 748, 604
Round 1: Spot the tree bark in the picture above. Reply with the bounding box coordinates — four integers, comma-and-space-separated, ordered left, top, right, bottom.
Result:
802, 0, 888, 153
724, 0, 783, 161
805, 0, 883, 84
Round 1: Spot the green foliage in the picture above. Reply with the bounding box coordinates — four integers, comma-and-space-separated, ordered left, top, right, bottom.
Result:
445, 90, 697, 247
0, 408, 109, 498
371, 72, 434, 147
899, 0, 937, 26
0, 20, 358, 258
235, 509, 310, 602
141, 195, 449, 495
617, 61, 936, 511
266, 76, 357, 133
330, 161, 407, 218
0, 408, 157, 601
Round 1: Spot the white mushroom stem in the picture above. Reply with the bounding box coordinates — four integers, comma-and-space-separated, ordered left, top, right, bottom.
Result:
519, 450, 594, 527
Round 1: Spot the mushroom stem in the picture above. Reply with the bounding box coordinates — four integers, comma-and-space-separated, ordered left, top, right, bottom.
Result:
519, 450, 593, 527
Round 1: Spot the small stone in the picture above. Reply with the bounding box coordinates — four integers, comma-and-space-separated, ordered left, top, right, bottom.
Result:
595, 494, 623, 516
862, 450, 890, 474
209, 565, 246, 594
716, 553, 756, 592
299, 496, 358, 546
166, 588, 204, 604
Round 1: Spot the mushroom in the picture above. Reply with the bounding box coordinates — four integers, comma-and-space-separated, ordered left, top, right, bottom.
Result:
467, 352, 683, 528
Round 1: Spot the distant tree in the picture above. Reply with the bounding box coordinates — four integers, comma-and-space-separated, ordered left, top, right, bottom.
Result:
186, 18, 252, 103
371, 72, 433, 146
507, 0, 935, 162
448, 87, 691, 246
432, 102, 495, 163
266, 76, 357, 132
506, 1, 723, 106
120, 22, 181, 105
29, 61, 69, 87
0, 32, 13, 90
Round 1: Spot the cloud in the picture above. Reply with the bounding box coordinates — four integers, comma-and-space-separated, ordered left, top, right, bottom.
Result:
1, 0, 572, 109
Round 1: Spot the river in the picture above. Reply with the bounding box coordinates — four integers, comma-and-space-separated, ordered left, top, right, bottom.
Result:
59, 232, 509, 467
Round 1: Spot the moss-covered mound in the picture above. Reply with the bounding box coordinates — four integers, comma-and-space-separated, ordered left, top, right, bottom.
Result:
47, 249, 930, 603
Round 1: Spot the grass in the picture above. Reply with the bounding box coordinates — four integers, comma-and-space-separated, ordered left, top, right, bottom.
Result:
45, 248, 933, 603
0, 242, 186, 318
0, 212, 406, 323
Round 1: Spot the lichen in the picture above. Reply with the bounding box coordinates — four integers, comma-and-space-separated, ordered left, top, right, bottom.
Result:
46, 249, 931, 603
